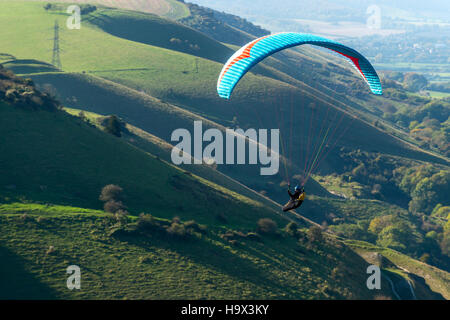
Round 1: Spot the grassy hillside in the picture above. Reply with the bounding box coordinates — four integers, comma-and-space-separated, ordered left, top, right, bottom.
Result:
0, 203, 394, 299
0, 2, 448, 300
1, 1, 445, 213
0, 99, 290, 229
62, 106, 450, 277
62, 106, 300, 214
1, 1, 446, 218
84, 8, 233, 63
347, 240, 449, 299
0, 72, 395, 300
25, 67, 447, 205
25, 71, 331, 202
16, 0, 191, 19
0, 2, 442, 169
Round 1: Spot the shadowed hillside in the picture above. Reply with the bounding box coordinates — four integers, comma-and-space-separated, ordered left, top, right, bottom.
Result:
0, 67, 397, 300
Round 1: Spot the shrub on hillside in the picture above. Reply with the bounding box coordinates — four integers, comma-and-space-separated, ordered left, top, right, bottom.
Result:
376, 225, 410, 251
169, 38, 183, 45
221, 230, 261, 243
100, 184, 127, 214
0, 67, 60, 110
99, 184, 123, 203
166, 221, 187, 238
104, 115, 122, 137
103, 200, 126, 214
307, 226, 323, 243
163, 217, 206, 239
137, 213, 159, 230
133, 213, 171, 237
114, 209, 129, 224
257, 218, 278, 235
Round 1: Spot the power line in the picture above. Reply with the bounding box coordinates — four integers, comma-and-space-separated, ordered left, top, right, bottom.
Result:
51, 20, 62, 69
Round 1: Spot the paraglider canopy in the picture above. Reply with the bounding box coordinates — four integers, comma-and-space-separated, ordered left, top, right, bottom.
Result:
217, 32, 382, 99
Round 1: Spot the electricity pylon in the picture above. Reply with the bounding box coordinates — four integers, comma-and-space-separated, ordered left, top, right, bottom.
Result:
51, 20, 62, 69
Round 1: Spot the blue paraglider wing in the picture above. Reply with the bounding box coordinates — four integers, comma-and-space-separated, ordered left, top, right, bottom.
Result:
217, 33, 382, 99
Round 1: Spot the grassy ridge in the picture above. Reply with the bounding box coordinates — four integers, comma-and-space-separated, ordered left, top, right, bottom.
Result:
85, 8, 232, 62
28, 71, 331, 202
348, 240, 450, 299
0, 2, 201, 73
0, 101, 285, 229
62, 106, 290, 214
27, 69, 447, 207
15, 0, 191, 19
0, 76, 390, 300
0, 203, 392, 299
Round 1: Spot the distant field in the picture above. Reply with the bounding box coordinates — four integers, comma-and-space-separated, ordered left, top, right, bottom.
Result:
289, 18, 405, 38
0, 2, 207, 72
9, 0, 190, 19
426, 90, 450, 99
375, 62, 450, 82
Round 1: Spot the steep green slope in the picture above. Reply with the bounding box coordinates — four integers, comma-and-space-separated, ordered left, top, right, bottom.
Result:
26, 67, 447, 209
348, 240, 449, 299
62, 106, 450, 278
0, 2, 442, 170
26, 71, 330, 201
0, 99, 288, 229
0, 203, 394, 299
1, 1, 446, 213
62, 106, 294, 214
0, 73, 443, 300
0, 71, 394, 300
2, 2, 447, 236
82, 10, 448, 167
85, 8, 233, 63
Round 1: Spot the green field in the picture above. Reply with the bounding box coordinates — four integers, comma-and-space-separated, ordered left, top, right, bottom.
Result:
426, 90, 450, 99
0, 101, 287, 229
3, 0, 191, 19
375, 62, 450, 82
0, 202, 395, 299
